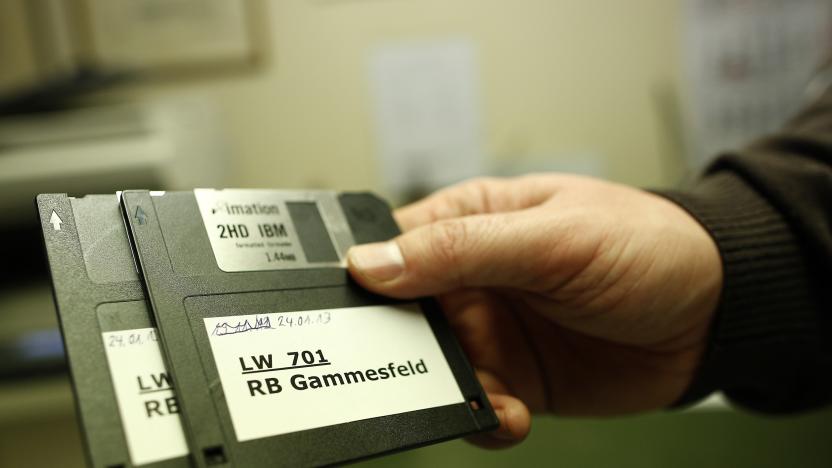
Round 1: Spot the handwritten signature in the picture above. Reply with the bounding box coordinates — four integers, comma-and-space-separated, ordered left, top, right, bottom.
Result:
212, 316, 274, 336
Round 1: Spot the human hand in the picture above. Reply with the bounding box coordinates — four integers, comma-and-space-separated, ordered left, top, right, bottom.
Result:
347, 174, 722, 448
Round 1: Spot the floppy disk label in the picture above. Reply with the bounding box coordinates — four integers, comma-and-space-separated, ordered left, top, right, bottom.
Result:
203, 303, 465, 442
194, 189, 355, 272
102, 328, 189, 465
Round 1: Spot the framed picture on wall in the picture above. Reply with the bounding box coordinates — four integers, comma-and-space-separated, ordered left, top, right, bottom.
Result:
77, 0, 265, 76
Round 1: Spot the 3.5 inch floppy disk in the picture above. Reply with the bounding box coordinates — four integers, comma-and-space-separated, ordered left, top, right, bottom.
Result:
120, 189, 497, 467
37, 194, 190, 468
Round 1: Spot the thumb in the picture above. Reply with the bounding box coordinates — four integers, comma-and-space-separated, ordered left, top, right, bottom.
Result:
347, 213, 549, 298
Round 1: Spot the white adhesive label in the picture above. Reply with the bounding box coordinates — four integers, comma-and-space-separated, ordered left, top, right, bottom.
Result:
203, 303, 465, 442
102, 328, 189, 465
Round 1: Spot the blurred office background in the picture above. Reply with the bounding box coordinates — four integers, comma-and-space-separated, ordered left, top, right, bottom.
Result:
1, 0, 831, 466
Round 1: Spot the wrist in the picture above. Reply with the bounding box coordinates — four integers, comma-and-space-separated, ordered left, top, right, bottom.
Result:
657, 171, 823, 412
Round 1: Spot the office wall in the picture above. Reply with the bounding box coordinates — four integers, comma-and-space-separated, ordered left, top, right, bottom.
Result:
0, 0, 40, 93
104, 0, 682, 196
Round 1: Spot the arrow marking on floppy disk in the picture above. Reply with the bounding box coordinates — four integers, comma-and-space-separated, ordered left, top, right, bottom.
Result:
50, 210, 63, 231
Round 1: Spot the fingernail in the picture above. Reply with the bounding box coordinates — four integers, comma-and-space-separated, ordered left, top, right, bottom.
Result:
348, 241, 405, 282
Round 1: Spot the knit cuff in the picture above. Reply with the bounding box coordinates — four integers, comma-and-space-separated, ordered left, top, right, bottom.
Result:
657, 171, 825, 413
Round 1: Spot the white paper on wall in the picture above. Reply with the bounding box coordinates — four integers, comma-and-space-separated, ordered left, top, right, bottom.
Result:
368, 39, 486, 197
682, 0, 832, 166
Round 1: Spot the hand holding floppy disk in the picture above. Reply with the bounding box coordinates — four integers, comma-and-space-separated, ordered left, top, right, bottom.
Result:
348, 174, 722, 447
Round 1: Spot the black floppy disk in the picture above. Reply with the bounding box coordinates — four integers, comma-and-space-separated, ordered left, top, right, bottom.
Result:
37, 194, 190, 468
120, 189, 497, 467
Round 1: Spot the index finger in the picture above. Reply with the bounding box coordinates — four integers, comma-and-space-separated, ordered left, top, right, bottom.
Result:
394, 174, 567, 231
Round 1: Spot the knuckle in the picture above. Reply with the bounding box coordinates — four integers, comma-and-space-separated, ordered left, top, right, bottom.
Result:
428, 219, 470, 267
464, 177, 499, 212
428, 197, 460, 222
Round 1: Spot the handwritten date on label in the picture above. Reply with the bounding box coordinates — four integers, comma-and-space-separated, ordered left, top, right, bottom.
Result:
211, 312, 331, 336
107, 328, 158, 348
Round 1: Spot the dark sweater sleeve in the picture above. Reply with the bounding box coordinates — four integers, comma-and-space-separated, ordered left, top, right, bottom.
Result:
657, 75, 832, 413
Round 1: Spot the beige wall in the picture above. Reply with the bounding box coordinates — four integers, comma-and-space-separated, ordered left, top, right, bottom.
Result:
4, 0, 684, 196
0, 0, 40, 93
